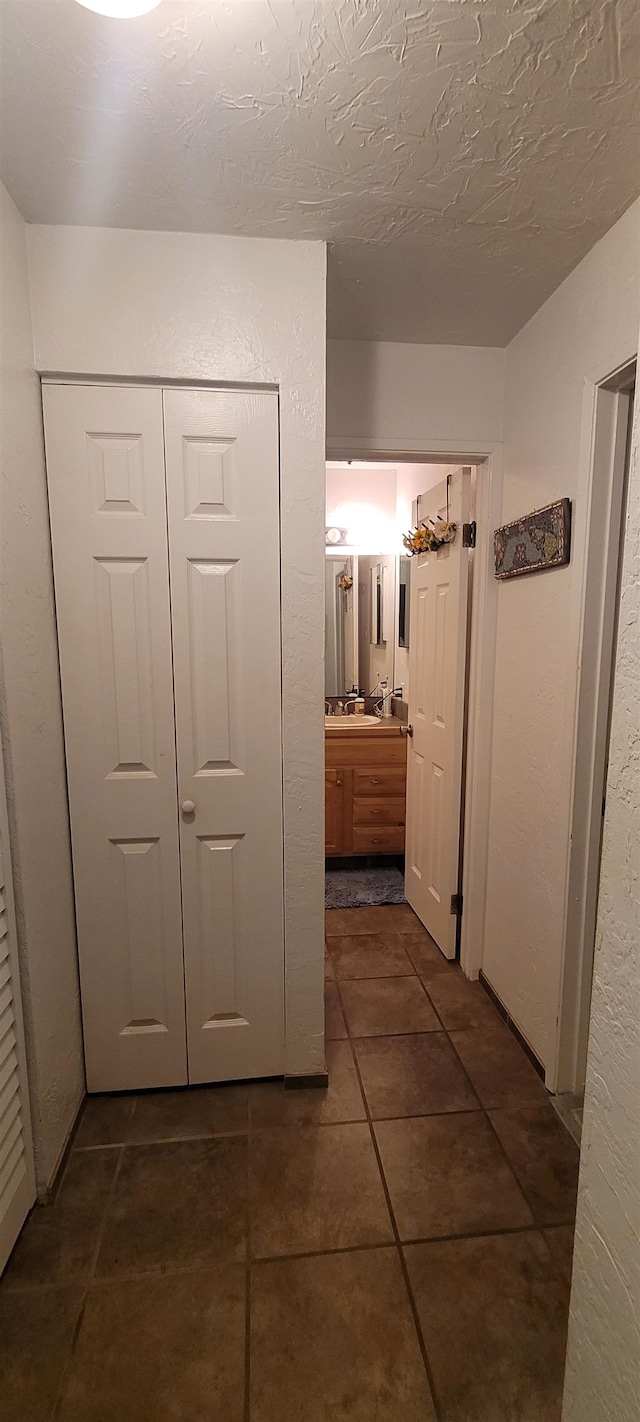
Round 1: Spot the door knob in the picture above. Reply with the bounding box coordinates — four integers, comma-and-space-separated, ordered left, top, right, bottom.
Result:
181, 799, 196, 815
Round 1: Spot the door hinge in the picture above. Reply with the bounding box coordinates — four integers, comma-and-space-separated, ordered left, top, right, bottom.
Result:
462, 522, 476, 548
450, 893, 463, 916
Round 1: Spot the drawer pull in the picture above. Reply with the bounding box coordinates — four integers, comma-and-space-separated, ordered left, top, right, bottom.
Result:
370, 778, 379, 784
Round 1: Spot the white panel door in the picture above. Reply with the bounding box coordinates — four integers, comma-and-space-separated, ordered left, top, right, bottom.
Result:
0, 740, 36, 1273
405, 469, 472, 958
163, 389, 285, 1082
43, 385, 187, 1091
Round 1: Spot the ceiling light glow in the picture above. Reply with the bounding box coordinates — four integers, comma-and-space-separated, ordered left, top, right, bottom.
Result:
75, 0, 162, 17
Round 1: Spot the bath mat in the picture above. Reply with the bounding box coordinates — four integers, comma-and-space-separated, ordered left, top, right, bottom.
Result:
325, 867, 406, 909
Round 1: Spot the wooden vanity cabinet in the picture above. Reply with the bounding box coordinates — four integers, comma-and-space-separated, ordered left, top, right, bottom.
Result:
324, 768, 345, 856
325, 725, 407, 857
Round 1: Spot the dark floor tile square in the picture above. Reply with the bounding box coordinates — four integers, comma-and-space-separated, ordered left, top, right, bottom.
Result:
57, 1267, 246, 1422
355, 1033, 478, 1119
450, 1024, 549, 1109
251, 1123, 393, 1257
327, 934, 413, 980
405, 1231, 569, 1422
355, 905, 415, 935
251, 1248, 436, 1421
544, 1224, 576, 1290
129, 1083, 248, 1142
423, 972, 501, 1029
250, 1040, 364, 1127
489, 1105, 580, 1224
400, 933, 458, 981
325, 907, 385, 936
0, 1284, 84, 1422
340, 976, 440, 1037
3, 1150, 119, 1288
325, 949, 335, 980
325, 981, 347, 1039
95, 1137, 247, 1278
381, 904, 424, 933
74, 1094, 137, 1149
375, 1113, 533, 1241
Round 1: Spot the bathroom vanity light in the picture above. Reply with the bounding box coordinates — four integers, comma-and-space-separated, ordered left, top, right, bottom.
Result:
75, 0, 162, 17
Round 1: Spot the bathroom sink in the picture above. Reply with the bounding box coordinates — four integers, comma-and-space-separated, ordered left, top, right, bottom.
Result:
325, 714, 382, 727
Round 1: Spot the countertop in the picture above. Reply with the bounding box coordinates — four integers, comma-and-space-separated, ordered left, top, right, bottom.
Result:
324, 716, 406, 736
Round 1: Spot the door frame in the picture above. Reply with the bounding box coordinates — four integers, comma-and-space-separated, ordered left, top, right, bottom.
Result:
325, 435, 504, 981
555, 358, 637, 1095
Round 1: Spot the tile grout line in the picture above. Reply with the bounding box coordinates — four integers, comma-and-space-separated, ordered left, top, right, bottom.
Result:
329, 914, 576, 1368
399, 941, 452, 1034
334, 975, 446, 1422
73, 1125, 249, 1151
3, 1219, 576, 1296
250, 1216, 575, 1267
442, 1019, 555, 1230
397, 925, 572, 1236
50, 1142, 126, 1422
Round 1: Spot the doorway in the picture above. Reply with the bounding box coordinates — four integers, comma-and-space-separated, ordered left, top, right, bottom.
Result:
324, 458, 479, 966
557, 360, 637, 1098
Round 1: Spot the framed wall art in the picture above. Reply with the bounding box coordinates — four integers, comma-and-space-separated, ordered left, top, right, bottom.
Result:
494, 498, 571, 580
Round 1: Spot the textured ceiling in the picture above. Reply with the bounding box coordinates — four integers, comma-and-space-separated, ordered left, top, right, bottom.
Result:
1, 0, 638, 345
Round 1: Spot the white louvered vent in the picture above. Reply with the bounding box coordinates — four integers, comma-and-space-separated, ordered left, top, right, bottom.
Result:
0, 798, 35, 1272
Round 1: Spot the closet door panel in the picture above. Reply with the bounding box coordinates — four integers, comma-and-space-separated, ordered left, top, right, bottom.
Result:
0, 746, 36, 1274
43, 385, 187, 1091
163, 389, 284, 1082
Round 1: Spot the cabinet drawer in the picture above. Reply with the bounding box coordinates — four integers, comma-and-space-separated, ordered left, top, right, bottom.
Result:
353, 768, 406, 797
353, 796, 405, 827
352, 825, 405, 854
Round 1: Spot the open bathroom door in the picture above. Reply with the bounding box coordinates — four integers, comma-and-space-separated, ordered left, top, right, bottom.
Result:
405, 468, 473, 958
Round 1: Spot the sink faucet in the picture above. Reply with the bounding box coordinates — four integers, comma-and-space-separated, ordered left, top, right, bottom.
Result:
325, 701, 333, 715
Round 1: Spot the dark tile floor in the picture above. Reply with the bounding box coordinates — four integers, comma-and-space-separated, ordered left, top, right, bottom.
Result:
0, 906, 579, 1421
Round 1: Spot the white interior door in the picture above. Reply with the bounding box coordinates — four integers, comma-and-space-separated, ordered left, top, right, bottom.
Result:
405, 469, 472, 958
0, 738, 36, 1273
163, 389, 284, 1082
43, 385, 187, 1091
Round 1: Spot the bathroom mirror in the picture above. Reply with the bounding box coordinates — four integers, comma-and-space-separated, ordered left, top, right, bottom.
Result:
369, 562, 385, 646
325, 555, 358, 696
325, 553, 401, 700
398, 555, 410, 649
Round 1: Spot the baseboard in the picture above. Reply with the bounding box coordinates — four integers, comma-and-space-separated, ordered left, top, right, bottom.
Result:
37, 1090, 86, 1204
284, 1072, 329, 1091
479, 971, 546, 1082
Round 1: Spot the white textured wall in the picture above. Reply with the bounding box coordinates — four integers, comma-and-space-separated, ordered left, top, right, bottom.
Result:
482, 199, 640, 1073
327, 339, 505, 451
562, 376, 640, 1422
0, 185, 84, 1189
27, 222, 327, 1079
325, 463, 398, 552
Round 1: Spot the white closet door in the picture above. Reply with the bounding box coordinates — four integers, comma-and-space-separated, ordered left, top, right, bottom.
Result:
163, 389, 285, 1082
43, 385, 187, 1092
0, 742, 36, 1273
